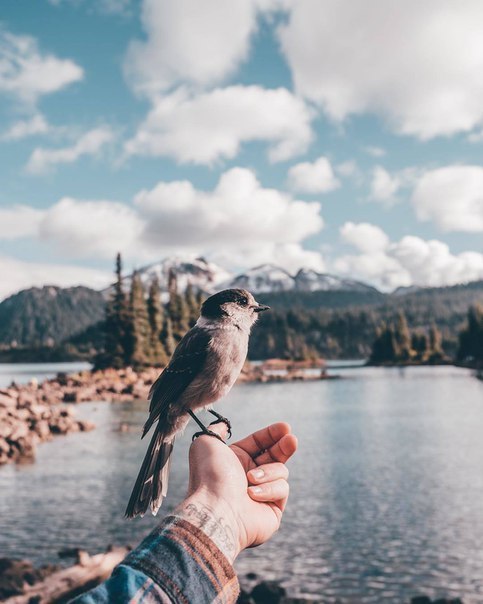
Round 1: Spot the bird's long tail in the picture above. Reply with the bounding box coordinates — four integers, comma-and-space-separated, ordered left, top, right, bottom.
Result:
125, 427, 174, 519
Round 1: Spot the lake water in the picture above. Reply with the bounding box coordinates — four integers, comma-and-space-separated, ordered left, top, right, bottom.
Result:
0, 362, 91, 389
0, 363, 482, 603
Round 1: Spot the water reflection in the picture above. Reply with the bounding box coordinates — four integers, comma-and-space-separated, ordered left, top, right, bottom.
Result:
0, 366, 482, 602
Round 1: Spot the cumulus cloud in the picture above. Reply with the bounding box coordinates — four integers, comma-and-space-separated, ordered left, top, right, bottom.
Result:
124, 0, 281, 96
211, 243, 326, 276
278, 0, 483, 139
26, 126, 113, 174
0, 255, 110, 301
287, 156, 340, 194
1, 168, 324, 274
39, 197, 145, 259
412, 165, 483, 232
135, 167, 323, 247
336, 222, 483, 290
2, 114, 49, 141
0, 206, 44, 239
340, 222, 390, 254
370, 166, 401, 205
0, 29, 83, 106
124, 86, 313, 164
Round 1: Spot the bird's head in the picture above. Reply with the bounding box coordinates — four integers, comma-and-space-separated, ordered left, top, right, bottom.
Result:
200, 288, 270, 329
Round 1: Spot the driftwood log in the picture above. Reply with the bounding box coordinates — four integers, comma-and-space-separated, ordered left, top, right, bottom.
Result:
3, 546, 128, 604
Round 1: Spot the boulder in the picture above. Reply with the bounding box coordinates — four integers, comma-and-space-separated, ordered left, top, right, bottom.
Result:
251, 581, 287, 604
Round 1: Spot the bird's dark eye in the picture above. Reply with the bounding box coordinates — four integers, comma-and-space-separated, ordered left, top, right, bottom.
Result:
240, 296, 249, 306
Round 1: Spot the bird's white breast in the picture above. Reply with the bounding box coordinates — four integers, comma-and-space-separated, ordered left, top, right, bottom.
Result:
180, 322, 249, 412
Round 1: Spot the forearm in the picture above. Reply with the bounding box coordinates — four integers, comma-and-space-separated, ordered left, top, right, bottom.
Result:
72, 515, 240, 604
174, 493, 241, 563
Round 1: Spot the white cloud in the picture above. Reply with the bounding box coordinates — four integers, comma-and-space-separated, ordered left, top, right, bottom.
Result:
211, 243, 326, 275
124, 0, 280, 96
0, 255, 110, 301
0, 29, 83, 105
287, 156, 340, 194
0, 205, 44, 239
39, 197, 144, 259
2, 114, 49, 141
135, 167, 323, 248
370, 166, 401, 205
412, 165, 483, 232
125, 86, 313, 164
26, 126, 113, 174
278, 0, 483, 139
0, 168, 323, 275
336, 222, 483, 290
340, 221, 390, 254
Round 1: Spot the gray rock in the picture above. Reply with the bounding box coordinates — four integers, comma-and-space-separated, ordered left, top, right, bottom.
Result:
251, 581, 287, 604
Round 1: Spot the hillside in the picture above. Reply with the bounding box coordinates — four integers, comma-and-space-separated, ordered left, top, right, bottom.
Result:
0, 286, 105, 348
0, 257, 481, 361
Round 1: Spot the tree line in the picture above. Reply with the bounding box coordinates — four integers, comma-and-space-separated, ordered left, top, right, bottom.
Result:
95, 254, 483, 368
367, 312, 447, 365
456, 304, 483, 367
95, 254, 203, 369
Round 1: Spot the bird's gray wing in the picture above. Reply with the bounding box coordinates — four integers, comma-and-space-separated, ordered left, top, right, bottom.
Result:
142, 326, 212, 437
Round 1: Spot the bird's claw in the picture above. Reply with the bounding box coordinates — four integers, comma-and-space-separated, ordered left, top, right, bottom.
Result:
209, 417, 232, 439
192, 429, 226, 444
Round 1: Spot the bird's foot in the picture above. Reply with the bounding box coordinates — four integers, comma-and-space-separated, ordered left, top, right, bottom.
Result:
208, 411, 232, 439
192, 429, 226, 444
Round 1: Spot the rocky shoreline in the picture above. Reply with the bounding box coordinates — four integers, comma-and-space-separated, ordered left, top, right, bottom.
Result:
0, 383, 95, 466
0, 360, 335, 467
0, 554, 465, 604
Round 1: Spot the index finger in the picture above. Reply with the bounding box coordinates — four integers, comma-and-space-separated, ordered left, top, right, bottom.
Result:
232, 422, 292, 457
254, 433, 298, 465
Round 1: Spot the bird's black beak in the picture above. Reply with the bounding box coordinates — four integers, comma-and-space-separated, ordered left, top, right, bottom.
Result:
253, 303, 270, 312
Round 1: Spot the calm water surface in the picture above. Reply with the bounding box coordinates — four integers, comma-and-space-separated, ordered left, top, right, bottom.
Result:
1, 364, 482, 603
0, 362, 91, 388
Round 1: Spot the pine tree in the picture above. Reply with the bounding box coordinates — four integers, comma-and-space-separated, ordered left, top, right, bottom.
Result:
394, 311, 412, 360
185, 283, 199, 327
369, 322, 397, 364
167, 269, 190, 338
457, 305, 483, 364
428, 323, 445, 362
411, 332, 428, 360
147, 276, 169, 366
128, 271, 150, 368
96, 253, 129, 369
162, 317, 177, 357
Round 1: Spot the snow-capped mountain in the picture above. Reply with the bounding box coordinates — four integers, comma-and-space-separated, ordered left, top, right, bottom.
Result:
220, 264, 294, 293
115, 257, 379, 296
119, 256, 230, 295
220, 264, 377, 294
294, 269, 378, 293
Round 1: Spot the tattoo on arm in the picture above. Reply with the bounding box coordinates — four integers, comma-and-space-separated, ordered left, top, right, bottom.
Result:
176, 501, 237, 561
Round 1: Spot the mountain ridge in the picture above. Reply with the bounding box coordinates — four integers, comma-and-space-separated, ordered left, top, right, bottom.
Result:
0, 256, 482, 355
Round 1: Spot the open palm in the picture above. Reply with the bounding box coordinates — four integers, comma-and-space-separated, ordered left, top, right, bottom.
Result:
187, 421, 298, 555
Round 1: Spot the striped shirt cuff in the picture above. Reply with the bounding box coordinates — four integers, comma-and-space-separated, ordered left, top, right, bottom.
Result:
123, 515, 240, 604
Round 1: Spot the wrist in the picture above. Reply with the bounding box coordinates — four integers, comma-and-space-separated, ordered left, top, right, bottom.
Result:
174, 491, 241, 563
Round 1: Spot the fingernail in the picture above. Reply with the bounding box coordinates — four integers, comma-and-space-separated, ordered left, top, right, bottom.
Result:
252, 469, 264, 479
249, 486, 263, 494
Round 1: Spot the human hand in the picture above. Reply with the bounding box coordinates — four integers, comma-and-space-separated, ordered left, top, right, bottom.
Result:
174, 421, 298, 563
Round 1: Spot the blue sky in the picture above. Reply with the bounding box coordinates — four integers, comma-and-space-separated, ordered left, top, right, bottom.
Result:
0, 0, 482, 299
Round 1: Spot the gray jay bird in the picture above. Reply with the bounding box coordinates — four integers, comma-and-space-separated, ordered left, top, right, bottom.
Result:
125, 288, 269, 519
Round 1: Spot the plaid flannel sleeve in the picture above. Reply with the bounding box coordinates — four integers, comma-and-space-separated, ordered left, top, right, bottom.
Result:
71, 516, 240, 604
